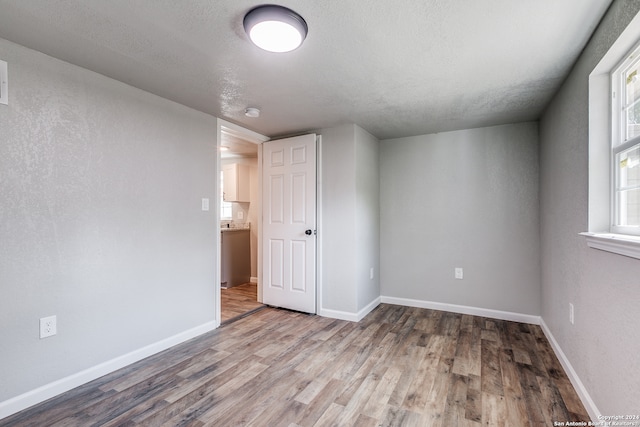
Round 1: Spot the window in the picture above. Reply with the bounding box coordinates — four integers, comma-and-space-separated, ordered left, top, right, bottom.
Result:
220, 171, 232, 220
583, 14, 640, 259
612, 45, 640, 236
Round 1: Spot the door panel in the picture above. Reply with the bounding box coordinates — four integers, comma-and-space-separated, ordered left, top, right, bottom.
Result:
269, 174, 284, 224
291, 173, 306, 223
291, 240, 307, 292
262, 134, 317, 313
268, 239, 284, 289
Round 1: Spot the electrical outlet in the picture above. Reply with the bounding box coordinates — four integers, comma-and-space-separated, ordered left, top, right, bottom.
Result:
370, 267, 374, 280
40, 315, 57, 339
0, 60, 7, 105
569, 303, 574, 325
201, 198, 209, 211
455, 268, 464, 279
237, 211, 244, 220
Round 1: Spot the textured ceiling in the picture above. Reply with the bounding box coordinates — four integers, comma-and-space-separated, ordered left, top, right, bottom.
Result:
0, 0, 613, 139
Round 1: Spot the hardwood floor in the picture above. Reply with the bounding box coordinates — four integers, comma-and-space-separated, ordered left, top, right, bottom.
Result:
221, 282, 264, 323
0, 304, 590, 426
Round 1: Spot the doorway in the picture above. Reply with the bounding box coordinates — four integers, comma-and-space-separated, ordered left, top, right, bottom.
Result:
216, 120, 268, 325
215, 120, 321, 325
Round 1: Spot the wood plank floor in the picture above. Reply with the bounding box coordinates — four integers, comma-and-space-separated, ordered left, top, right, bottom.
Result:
0, 304, 590, 426
221, 282, 264, 323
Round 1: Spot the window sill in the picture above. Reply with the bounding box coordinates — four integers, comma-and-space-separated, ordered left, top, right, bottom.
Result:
580, 232, 640, 260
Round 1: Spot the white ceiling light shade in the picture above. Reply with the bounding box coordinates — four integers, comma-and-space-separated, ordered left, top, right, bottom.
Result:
243, 5, 308, 53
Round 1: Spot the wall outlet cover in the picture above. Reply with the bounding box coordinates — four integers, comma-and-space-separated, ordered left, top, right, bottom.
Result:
0, 60, 7, 105
569, 303, 575, 325
40, 315, 57, 338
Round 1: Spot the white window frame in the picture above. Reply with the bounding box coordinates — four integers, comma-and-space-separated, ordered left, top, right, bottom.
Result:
611, 43, 640, 236
583, 13, 640, 260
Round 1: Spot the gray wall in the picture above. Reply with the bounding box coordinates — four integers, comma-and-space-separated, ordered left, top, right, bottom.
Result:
380, 123, 541, 315
320, 124, 357, 313
355, 126, 380, 311
539, 0, 640, 415
320, 124, 380, 316
0, 39, 218, 402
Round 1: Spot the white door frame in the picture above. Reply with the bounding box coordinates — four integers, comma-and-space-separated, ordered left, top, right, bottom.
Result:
315, 135, 323, 316
215, 119, 269, 327
215, 120, 323, 324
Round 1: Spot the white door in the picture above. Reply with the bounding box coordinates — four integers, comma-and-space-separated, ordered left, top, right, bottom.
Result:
262, 134, 317, 313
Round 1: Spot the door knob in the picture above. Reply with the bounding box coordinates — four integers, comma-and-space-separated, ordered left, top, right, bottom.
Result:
305, 229, 313, 235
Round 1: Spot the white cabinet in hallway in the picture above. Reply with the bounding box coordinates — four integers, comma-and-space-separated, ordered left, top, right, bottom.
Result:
222, 163, 250, 202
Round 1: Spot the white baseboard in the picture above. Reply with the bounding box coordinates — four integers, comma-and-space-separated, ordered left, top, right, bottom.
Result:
539, 319, 600, 422
1, 301, 598, 423
318, 297, 381, 322
250, 277, 258, 283
380, 296, 541, 325
357, 297, 381, 321
317, 307, 358, 322
380, 296, 598, 420
0, 320, 218, 420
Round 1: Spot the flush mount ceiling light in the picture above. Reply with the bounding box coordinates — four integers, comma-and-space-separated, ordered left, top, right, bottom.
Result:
243, 5, 308, 53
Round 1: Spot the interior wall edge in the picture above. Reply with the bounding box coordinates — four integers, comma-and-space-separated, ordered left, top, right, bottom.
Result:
539, 318, 600, 421
318, 296, 381, 323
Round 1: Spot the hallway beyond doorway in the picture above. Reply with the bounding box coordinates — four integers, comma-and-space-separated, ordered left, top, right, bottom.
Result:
221, 282, 264, 323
